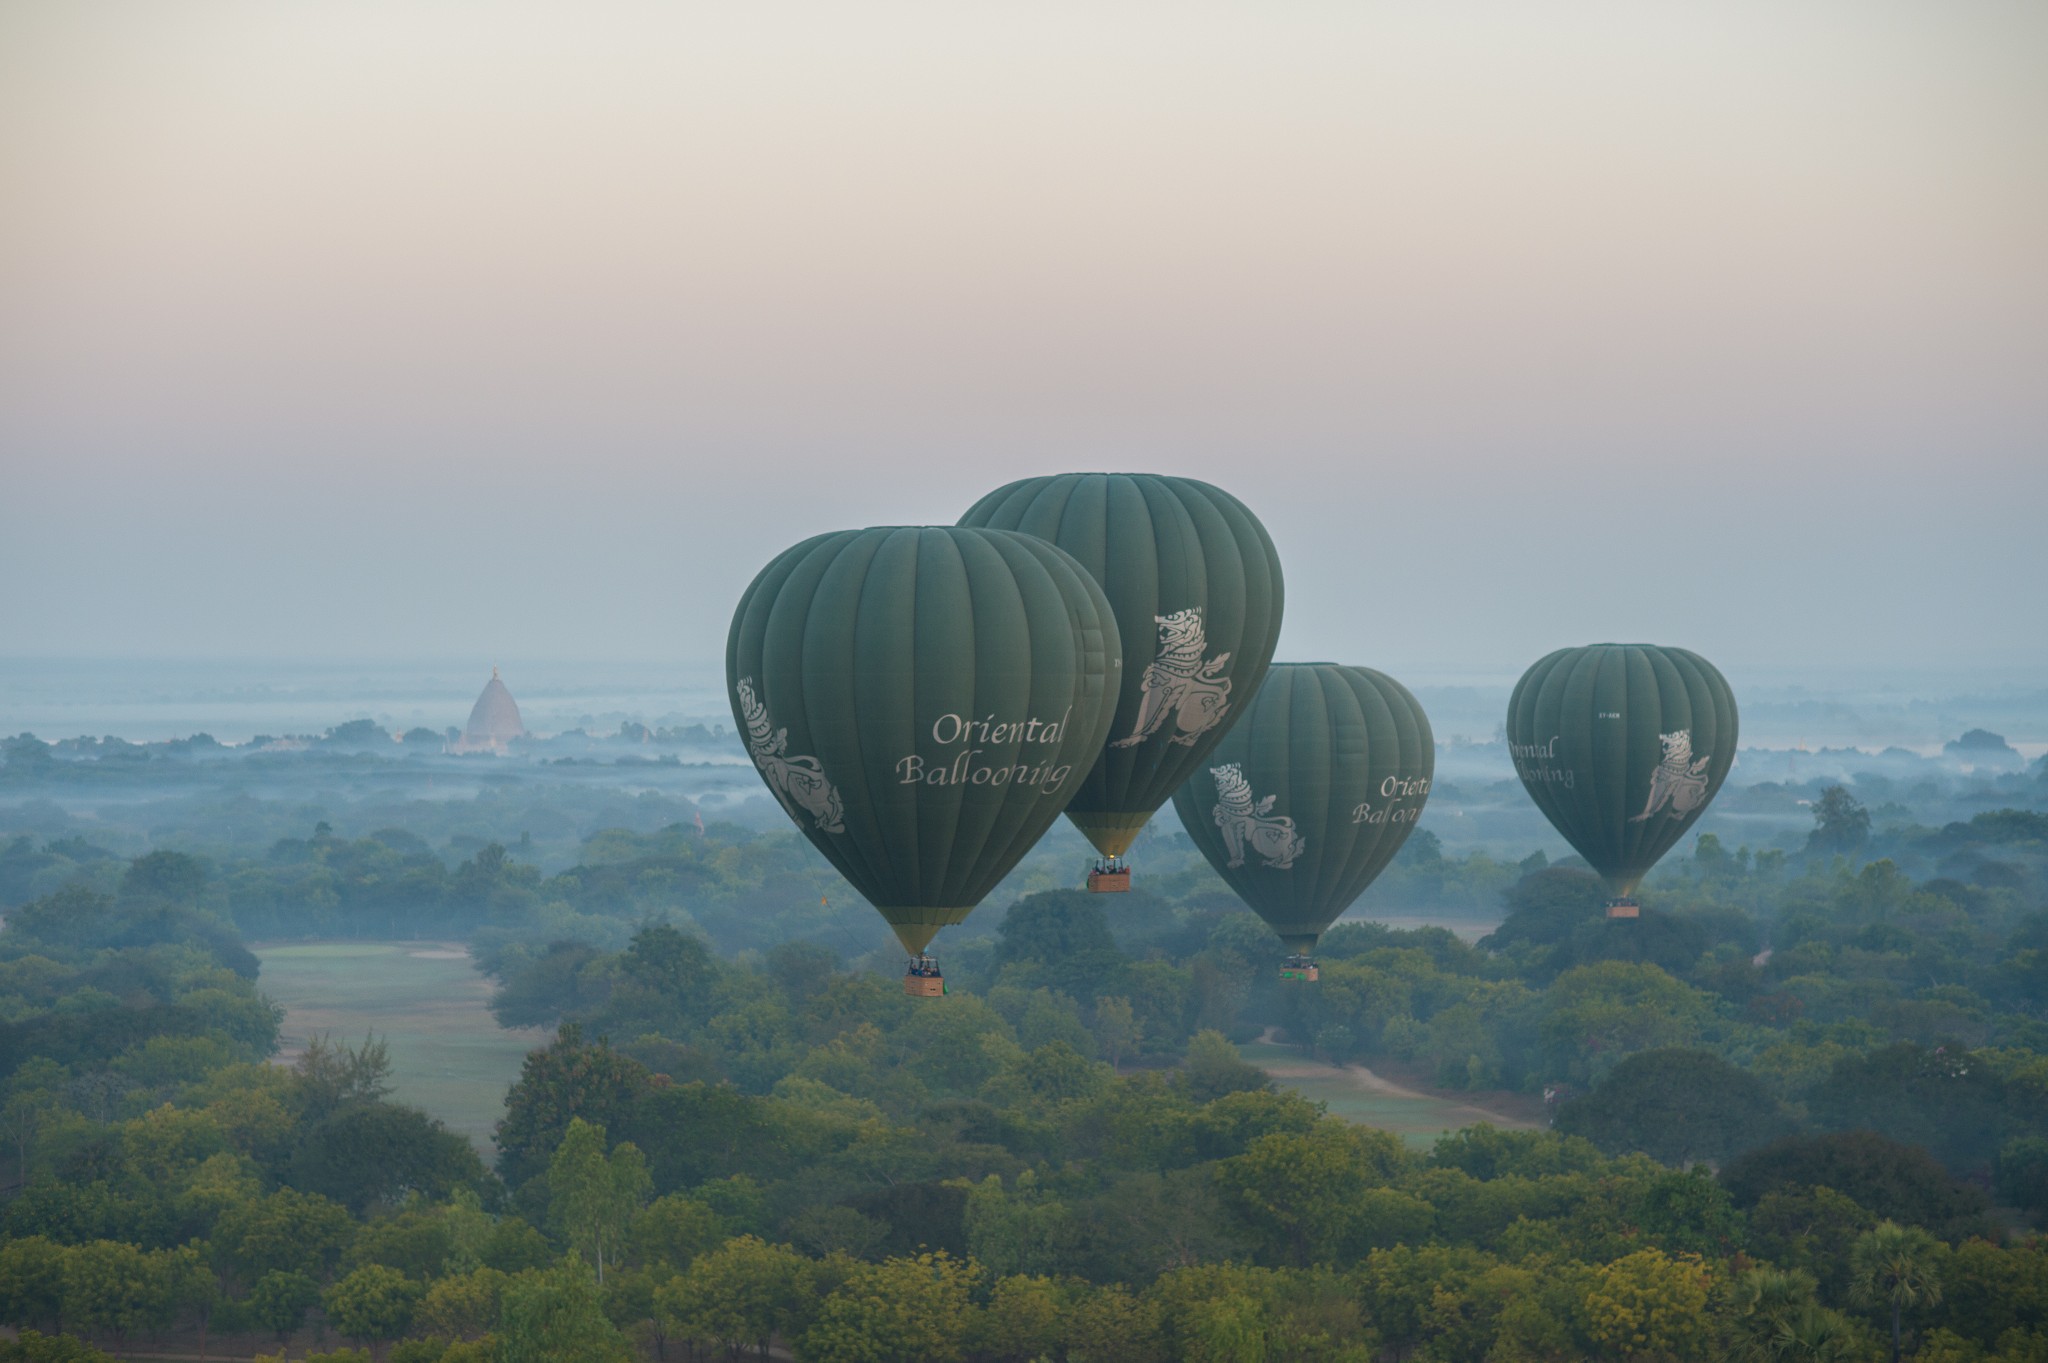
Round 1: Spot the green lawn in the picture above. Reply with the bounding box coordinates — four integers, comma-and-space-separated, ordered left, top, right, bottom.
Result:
255, 942, 547, 1151
1239, 1039, 1538, 1148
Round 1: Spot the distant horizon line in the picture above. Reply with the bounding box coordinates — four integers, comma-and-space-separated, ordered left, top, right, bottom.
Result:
4, 652, 2045, 679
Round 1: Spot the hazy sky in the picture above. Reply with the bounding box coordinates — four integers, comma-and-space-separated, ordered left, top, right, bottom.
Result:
3, 1, 2044, 675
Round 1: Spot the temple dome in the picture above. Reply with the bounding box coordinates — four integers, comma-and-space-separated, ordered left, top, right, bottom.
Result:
463, 668, 526, 745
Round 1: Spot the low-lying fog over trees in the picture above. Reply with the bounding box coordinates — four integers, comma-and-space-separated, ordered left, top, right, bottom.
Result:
1, 691, 2045, 1359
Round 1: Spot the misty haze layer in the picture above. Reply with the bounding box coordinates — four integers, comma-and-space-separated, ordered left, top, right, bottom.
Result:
1, 1, 2043, 669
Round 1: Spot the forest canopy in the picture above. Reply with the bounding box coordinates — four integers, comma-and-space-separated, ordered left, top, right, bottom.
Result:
1, 751, 2045, 1359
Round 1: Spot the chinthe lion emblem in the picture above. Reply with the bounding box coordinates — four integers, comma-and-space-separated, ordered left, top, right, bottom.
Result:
1210, 763, 1304, 869
1630, 729, 1712, 822
1110, 608, 1233, 749
736, 678, 845, 834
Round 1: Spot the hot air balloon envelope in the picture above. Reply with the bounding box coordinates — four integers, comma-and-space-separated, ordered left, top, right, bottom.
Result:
960, 473, 1283, 872
1173, 663, 1434, 961
727, 526, 1121, 963
1506, 644, 1738, 908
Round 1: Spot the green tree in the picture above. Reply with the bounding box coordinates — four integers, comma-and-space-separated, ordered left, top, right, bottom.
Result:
1146, 1262, 1373, 1362
1807, 1043, 2009, 1176
1773, 1307, 1861, 1362
971, 1274, 1064, 1363
995, 891, 1120, 968
0, 1332, 120, 1363
1062, 1283, 1163, 1363
499, 1258, 633, 1363
1726, 1266, 1818, 1362
1996, 1136, 2048, 1224
1180, 1289, 1267, 1363
629, 1194, 728, 1272
785, 1206, 889, 1260
58, 1240, 184, 1343
495, 1027, 653, 1189
1538, 962, 1715, 1083
1807, 787, 1871, 856
479, 1219, 555, 1275
1212, 1120, 1410, 1266
121, 850, 207, 903
963, 1174, 1083, 1280
615, 923, 718, 1011
1556, 1048, 1792, 1166
1746, 1186, 1877, 1304
1632, 1167, 1746, 1258
1094, 995, 1141, 1070
799, 1251, 979, 1363
0, 1236, 67, 1333
1720, 1131, 1994, 1244
247, 1269, 321, 1343
293, 1033, 396, 1116
1485, 867, 1607, 966
213, 1188, 354, 1283
491, 943, 606, 1030
324, 1264, 423, 1349
1579, 1248, 1714, 1361
416, 1267, 509, 1341
657, 1235, 814, 1360
345, 1206, 457, 1281
2, 1089, 52, 1177
891, 995, 1015, 1096
1189, 1088, 1322, 1163
1181, 1030, 1269, 1103
1850, 1220, 1943, 1363
289, 1102, 487, 1216
545, 1119, 652, 1283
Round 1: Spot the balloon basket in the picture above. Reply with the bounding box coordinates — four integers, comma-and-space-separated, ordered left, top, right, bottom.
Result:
903, 956, 946, 998
1279, 955, 1319, 982
1605, 898, 1640, 920
1088, 858, 1131, 893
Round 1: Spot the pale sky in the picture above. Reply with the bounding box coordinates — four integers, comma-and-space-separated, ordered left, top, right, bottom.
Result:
2, 1, 2044, 674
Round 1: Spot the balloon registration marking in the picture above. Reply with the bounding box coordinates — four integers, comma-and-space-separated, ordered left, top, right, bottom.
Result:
1209, 763, 1305, 869
736, 677, 846, 834
1631, 730, 1712, 823
1111, 608, 1234, 749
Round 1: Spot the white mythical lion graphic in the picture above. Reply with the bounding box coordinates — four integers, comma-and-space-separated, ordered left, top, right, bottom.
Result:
736, 678, 845, 834
1110, 608, 1233, 749
1210, 763, 1305, 870
1629, 729, 1712, 823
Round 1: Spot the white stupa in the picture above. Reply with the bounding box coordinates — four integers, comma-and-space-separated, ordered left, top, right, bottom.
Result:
454, 667, 526, 753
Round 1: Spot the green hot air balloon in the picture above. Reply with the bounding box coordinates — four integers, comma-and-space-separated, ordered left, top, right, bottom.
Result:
727, 526, 1120, 993
1172, 663, 1434, 978
1506, 644, 1738, 918
960, 474, 1283, 891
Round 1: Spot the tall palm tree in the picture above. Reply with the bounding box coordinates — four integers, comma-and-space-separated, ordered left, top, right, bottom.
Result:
1779, 1304, 1861, 1362
1728, 1265, 1817, 1362
1850, 1220, 1944, 1363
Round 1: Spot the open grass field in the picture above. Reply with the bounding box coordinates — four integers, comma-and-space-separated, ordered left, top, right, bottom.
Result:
255, 942, 548, 1151
1239, 1038, 1541, 1147
251, 940, 1534, 1155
